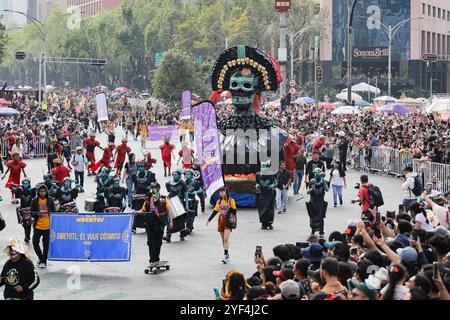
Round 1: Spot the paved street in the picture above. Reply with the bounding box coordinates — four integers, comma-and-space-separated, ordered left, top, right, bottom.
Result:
0, 127, 404, 300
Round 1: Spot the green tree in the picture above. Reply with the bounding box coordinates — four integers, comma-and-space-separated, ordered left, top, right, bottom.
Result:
153, 49, 210, 107
0, 19, 7, 64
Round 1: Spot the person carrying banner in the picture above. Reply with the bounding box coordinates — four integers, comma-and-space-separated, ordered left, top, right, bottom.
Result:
114, 138, 131, 176
10, 179, 36, 243
159, 137, 175, 177
140, 183, 173, 269
83, 133, 101, 176
90, 143, 115, 174
1, 238, 40, 300
206, 188, 237, 264
2, 151, 27, 204
164, 170, 188, 242
31, 184, 56, 268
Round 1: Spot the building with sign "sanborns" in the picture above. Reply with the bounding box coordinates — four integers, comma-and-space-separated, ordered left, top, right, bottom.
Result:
314, 0, 450, 95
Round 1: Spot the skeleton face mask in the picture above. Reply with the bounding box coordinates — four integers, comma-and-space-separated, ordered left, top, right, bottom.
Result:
229, 70, 259, 112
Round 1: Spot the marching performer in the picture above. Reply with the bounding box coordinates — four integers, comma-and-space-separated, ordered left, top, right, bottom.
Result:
114, 138, 131, 176
164, 170, 188, 242
131, 161, 156, 233
184, 169, 203, 234
10, 179, 36, 243
256, 161, 277, 230
54, 178, 79, 212
159, 137, 175, 177
106, 177, 127, 211
306, 168, 329, 237
145, 152, 157, 171
139, 183, 173, 269
90, 143, 115, 174
2, 151, 27, 204
83, 132, 101, 176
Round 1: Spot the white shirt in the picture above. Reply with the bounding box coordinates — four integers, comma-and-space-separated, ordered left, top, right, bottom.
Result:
39, 130, 46, 143
330, 169, 345, 187
71, 153, 88, 172
431, 203, 449, 229
380, 284, 409, 300
11, 144, 24, 158
401, 172, 417, 199
415, 213, 435, 231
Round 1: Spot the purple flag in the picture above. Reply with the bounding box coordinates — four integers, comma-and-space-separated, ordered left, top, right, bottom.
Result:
180, 90, 191, 120
193, 101, 224, 198
147, 125, 179, 141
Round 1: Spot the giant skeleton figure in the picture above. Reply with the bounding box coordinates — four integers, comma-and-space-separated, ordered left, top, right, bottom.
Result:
209, 45, 298, 205
306, 168, 329, 236
255, 161, 277, 230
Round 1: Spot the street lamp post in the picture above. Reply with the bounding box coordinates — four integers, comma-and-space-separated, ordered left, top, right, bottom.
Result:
209, 30, 251, 49
288, 25, 315, 82
347, 0, 358, 104
358, 16, 423, 97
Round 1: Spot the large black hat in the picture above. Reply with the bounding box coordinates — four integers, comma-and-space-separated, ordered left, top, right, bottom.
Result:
211, 45, 280, 92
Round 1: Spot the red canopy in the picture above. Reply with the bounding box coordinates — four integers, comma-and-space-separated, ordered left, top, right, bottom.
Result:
440, 112, 450, 121
114, 87, 130, 93
318, 102, 336, 111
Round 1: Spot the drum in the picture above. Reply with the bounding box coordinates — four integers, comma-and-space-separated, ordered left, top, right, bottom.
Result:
168, 196, 186, 219
85, 198, 97, 212
132, 194, 147, 211
60, 201, 79, 213
17, 207, 32, 226
105, 207, 121, 213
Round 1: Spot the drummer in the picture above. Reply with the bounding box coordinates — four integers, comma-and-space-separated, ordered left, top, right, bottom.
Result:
139, 183, 173, 269
10, 178, 36, 244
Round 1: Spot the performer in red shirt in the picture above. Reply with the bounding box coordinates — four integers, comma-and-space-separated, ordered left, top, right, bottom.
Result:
312, 136, 326, 155
2, 151, 27, 204
90, 143, 115, 174
83, 132, 101, 176
114, 138, 131, 175
283, 135, 300, 174
51, 158, 71, 186
159, 137, 175, 177
177, 142, 194, 169
145, 151, 157, 170
2, 131, 16, 154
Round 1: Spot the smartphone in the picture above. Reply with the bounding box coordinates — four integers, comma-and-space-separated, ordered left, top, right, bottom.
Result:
398, 204, 405, 215
213, 287, 221, 300
296, 242, 310, 249
426, 183, 433, 193
433, 262, 439, 280
375, 211, 381, 225
255, 246, 262, 258
350, 247, 358, 255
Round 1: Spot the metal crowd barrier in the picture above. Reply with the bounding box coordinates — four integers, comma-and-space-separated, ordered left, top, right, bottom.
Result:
413, 160, 450, 194
0, 137, 83, 159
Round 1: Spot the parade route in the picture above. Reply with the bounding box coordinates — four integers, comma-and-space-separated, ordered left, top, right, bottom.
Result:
0, 127, 404, 300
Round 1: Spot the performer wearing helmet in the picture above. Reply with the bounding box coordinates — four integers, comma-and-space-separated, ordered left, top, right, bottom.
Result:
139, 182, 173, 268
105, 177, 127, 211
159, 137, 175, 177
10, 178, 36, 243
54, 178, 79, 212
163, 169, 188, 242
306, 167, 329, 237
114, 138, 131, 176
131, 161, 156, 233
2, 151, 27, 204
83, 133, 101, 176
95, 168, 113, 213
184, 169, 203, 234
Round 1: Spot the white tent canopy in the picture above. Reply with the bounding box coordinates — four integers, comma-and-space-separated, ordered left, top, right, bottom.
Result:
336, 92, 363, 103
425, 99, 450, 114
331, 106, 361, 115
349, 82, 381, 95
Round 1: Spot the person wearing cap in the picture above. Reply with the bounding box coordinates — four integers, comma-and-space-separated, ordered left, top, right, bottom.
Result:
159, 137, 175, 177
51, 158, 71, 187
273, 268, 296, 287
71, 146, 88, 191
139, 182, 173, 269
2, 151, 27, 204
348, 279, 377, 300
0, 238, 40, 300
83, 133, 101, 176
273, 279, 301, 300
302, 243, 327, 270
114, 138, 131, 176
30, 184, 56, 268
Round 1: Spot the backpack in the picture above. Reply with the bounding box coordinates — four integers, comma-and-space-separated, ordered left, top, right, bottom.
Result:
364, 185, 384, 209
410, 175, 423, 197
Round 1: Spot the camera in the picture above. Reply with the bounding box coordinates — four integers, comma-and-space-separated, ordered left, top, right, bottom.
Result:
354, 183, 361, 190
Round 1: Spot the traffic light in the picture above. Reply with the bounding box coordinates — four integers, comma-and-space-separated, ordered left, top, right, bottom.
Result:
315, 66, 323, 84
